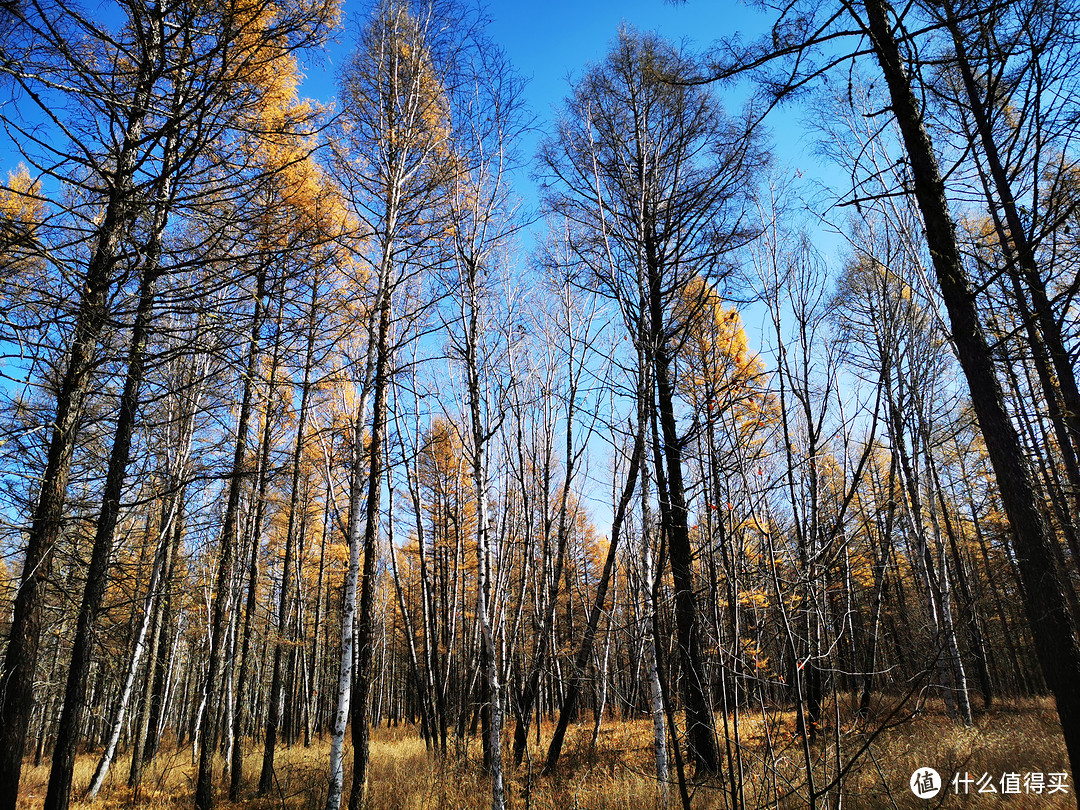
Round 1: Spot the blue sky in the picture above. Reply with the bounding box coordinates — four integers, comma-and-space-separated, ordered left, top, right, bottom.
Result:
291, 0, 855, 405
294, 0, 828, 219
482, 0, 763, 121
286, 0, 849, 525
300, 0, 769, 113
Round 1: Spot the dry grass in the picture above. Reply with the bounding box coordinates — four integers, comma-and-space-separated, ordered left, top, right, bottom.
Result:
15, 698, 1073, 809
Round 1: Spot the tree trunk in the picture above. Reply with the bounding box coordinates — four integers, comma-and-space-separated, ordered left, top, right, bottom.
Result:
651, 340, 721, 776
347, 285, 392, 810
0, 60, 158, 810
139, 483, 188, 772
544, 429, 642, 772
87, 487, 183, 799
862, 0, 1080, 781
194, 262, 269, 810
253, 280, 310, 795
45, 231, 166, 810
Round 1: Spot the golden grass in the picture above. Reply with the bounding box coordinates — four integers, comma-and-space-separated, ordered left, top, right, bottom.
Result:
15, 698, 1074, 809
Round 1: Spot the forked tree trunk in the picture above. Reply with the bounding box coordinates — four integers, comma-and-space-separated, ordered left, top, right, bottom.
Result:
0, 61, 158, 810
257, 281, 319, 792
348, 289, 393, 810
459, 266, 506, 810
941, 0, 1080, 496
544, 429, 642, 772
226, 289, 286, 799
651, 338, 721, 775
512, 396, 579, 768
137, 481, 188, 775
324, 301, 378, 810
45, 158, 175, 807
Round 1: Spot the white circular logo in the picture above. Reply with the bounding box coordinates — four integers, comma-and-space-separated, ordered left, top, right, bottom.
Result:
910, 768, 942, 799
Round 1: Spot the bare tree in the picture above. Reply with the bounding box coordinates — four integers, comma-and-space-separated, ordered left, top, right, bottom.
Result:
326, 1, 460, 805
538, 28, 766, 775
704, 0, 1080, 779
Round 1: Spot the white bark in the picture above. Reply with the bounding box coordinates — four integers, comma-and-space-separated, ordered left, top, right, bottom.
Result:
475, 482, 505, 810
85, 502, 177, 799
640, 468, 669, 801
325, 383, 372, 810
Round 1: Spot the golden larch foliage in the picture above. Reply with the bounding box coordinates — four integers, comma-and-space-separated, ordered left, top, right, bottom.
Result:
0, 165, 45, 234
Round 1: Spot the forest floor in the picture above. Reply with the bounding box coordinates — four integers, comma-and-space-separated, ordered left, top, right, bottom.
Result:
15, 697, 1073, 809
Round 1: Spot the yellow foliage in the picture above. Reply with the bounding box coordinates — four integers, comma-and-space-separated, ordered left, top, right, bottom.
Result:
0, 165, 43, 226
339, 2, 456, 193
737, 588, 770, 611
740, 637, 770, 671
323, 539, 352, 569
847, 545, 878, 591
1, 163, 46, 280
217, 0, 341, 112
676, 276, 777, 441
207, 0, 353, 253
0, 558, 11, 619
417, 418, 476, 553
568, 498, 605, 582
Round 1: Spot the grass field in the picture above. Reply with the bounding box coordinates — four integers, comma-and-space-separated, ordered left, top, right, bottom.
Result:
16, 698, 1073, 809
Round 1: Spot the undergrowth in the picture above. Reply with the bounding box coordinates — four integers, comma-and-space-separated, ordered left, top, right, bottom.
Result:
15, 697, 1072, 809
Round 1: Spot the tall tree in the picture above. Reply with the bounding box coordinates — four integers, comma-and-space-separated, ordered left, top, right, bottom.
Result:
253, 97, 350, 802
0, 7, 169, 799
539, 28, 766, 775
704, 0, 1080, 781
327, 1, 457, 805
437, 31, 528, 810
0, 0, 336, 804
859, 0, 1080, 775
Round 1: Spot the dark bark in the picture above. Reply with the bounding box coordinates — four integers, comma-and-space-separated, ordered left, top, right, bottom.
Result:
348, 288, 392, 810
0, 66, 157, 810
863, 0, 1080, 782
512, 394, 579, 768
194, 262, 268, 810
259, 281, 320, 793
544, 428, 642, 773
226, 289, 286, 798
228, 454, 264, 798
859, 456, 898, 715
941, 0, 1080, 485
306, 489, 332, 742
43, 257, 161, 810
652, 340, 722, 775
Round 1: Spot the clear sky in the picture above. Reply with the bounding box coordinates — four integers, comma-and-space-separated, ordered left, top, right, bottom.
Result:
300, 0, 768, 111
292, 0, 854, 395
482, 0, 763, 121
295, 0, 818, 221
290, 1, 798, 526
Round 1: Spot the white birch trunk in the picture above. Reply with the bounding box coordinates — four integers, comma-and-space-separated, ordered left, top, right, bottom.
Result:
640, 468, 669, 802
85, 500, 178, 799
325, 373, 373, 810
475, 499, 505, 810
325, 433, 363, 810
